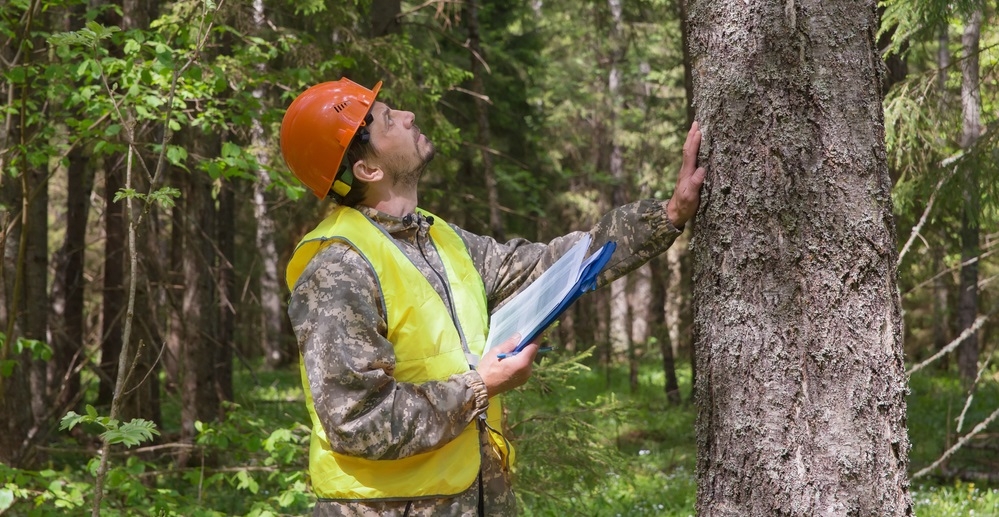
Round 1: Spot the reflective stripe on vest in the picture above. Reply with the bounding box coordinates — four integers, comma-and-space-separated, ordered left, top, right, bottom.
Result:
286, 206, 510, 500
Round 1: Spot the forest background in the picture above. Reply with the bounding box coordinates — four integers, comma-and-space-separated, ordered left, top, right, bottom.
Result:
0, 0, 997, 515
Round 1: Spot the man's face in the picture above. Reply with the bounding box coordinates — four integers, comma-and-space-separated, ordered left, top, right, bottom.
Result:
365, 101, 436, 188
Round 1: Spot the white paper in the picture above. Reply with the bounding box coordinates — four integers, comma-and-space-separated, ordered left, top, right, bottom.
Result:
483, 234, 591, 353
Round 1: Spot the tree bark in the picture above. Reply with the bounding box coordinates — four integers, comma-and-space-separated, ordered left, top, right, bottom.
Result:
956, 8, 982, 382
687, 1, 912, 514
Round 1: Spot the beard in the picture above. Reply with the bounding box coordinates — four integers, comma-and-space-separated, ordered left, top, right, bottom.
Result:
392, 140, 435, 189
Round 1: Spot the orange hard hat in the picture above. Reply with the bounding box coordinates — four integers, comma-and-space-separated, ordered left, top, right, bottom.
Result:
280, 78, 383, 199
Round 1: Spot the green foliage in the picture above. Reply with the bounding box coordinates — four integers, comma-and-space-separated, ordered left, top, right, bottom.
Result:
879, 0, 990, 56
112, 186, 182, 209
507, 352, 698, 515
0, 334, 52, 377
6, 401, 311, 515
60, 405, 160, 448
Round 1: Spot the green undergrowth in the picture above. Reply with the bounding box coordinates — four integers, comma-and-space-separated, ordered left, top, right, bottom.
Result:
2, 354, 997, 515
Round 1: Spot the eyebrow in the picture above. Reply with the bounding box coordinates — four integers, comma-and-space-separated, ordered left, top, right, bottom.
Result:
380, 105, 391, 126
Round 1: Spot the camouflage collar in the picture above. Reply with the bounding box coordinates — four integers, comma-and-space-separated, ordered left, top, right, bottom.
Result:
355, 205, 428, 236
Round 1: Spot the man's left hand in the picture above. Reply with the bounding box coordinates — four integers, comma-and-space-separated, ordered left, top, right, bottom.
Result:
667, 121, 707, 228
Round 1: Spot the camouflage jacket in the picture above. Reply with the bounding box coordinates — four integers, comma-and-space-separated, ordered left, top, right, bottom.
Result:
288, 199, 683, 517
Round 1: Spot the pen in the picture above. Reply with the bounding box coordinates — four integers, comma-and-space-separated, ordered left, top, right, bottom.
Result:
497, 346, 553, 360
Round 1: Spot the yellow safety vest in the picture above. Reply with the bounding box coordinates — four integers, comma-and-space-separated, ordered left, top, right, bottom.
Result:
286, 206, 510, 500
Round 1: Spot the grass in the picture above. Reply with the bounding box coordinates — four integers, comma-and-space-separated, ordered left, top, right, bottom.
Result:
14, 353, 995, 515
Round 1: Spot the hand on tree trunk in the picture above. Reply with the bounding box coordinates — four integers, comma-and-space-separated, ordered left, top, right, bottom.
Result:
667, 121, 706, 229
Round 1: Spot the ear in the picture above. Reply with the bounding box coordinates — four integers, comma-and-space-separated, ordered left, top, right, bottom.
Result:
352, 158, 384, 183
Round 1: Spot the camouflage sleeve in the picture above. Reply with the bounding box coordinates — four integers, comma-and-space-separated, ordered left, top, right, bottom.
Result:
288, 242, 490, 460
457, 199, 682, 308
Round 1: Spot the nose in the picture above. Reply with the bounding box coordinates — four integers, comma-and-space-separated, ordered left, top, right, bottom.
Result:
401, 110, 415, 129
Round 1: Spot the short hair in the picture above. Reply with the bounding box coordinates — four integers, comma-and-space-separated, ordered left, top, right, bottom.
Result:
332, 122, 376, 207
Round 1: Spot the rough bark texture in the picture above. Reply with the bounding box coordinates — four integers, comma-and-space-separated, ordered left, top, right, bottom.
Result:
687, 1, 912, 515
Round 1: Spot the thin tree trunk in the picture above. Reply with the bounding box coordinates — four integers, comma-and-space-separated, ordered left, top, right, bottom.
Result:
0, 1, 38, 466
25, 161, 48, 429
252, 0, 288, 369
956, 8, 982, 382
628, 263, 653, 392
179, 132, 223, 453
937, 24, 949, 93
664, 238, 687, 390
49, 149, 93, 413
931, 26, 950, 370
688, 1, 912, 514
606, 0, 632, 371
216, 179, 235, 404
652, 255, 681, 404
98, 160, 126, 409
466, 0, 505, 240
164, 185, 183, 393
931, 243, 950, 369
370, 0, 401, 37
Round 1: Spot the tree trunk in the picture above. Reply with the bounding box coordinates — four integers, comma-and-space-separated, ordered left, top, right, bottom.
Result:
664, 238, 689, 393
956, 8, 982, 382
652, 256, 682, 404
252, 0, 289, 369
370, 0, 401, 37
937, 24, 949, 93
687, 1, 912, 515
49, 149, 93, 414
98, 159, 126, 409
216, 178, 235, 404
465, 0, 505, 241
0, 2, 38, 466
605, 0, 632, 371
164, 183, 183, 393
629, 263, 653, 348
178, 130, 223, 455
930, 243, 950, 369
0, 144, 33, 468
25, 162, 48, 430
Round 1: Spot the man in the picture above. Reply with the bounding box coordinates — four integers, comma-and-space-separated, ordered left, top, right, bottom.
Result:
282, 78, 705, 516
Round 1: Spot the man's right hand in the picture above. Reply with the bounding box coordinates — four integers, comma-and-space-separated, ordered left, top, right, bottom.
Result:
477, 335, 539, 398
